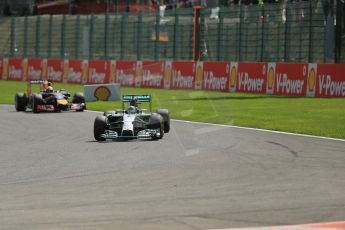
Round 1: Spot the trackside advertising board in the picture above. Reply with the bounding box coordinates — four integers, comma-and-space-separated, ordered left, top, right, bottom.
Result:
2, 58, 8, 80
315, 64, 345, 97
202, 62, 229, 92
27, 58, 42, 81
84, 84, 121, 102
47, 59, 64, 82
195, 61, 203, 90
115, 61, 136, 87
237, 62, 267, 94
139, 61, 165, 88
88, 60, 110, 84
66, 59, 85, 84
1, 58, 344, 98
7, 58, 23, 81
164, 61, 172, 89
229, 62, 238, 93
270, 63, 308, 96
109, 60, 116, 83
170, 61, 195, 90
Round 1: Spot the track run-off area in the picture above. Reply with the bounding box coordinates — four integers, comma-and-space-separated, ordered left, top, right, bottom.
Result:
0, 104, 345, 230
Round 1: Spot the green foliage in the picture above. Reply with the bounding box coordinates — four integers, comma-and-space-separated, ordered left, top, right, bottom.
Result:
1, 80, 345, 139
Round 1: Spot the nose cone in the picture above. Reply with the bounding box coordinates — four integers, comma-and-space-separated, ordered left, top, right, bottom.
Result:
122, 120, 134, 131
57, 99, 68, 105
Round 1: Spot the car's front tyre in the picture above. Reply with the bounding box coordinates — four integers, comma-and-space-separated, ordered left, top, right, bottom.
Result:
157, 109, 170, 133
94, 115, 107, 141
149, 113, 164, 140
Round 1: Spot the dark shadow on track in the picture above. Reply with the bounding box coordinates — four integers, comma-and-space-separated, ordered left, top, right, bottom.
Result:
87, 139, 159, 143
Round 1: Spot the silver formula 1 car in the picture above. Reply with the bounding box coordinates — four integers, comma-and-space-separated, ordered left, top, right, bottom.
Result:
94, 95, 170, 141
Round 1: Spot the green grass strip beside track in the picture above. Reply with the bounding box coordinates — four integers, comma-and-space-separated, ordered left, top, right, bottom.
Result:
1, 80, 345, 139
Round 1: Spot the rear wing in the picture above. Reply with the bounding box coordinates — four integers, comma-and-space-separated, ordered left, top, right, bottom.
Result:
26, 80, 52, 95
122, 95, 152, 111
122, 95, 151, 102
29, 80, 47, 84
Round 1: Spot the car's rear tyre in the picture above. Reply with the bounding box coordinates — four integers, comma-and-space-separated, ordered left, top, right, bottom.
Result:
157, 109, 170, 133
73, 92, 85, 112
149, 113, 164, 140
94, 115, 107, 141
15, 93, 27, 112
32, 94, 43, 113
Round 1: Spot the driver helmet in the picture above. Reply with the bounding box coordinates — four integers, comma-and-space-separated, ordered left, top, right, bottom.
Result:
128, 106, 137, 114
130, 98, 138, 107
42, 81, 49, 90
46, 86, 53, 93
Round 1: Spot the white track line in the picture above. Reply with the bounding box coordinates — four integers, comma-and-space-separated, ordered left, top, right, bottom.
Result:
85, 110, 345, 142
172, 119, 345, 142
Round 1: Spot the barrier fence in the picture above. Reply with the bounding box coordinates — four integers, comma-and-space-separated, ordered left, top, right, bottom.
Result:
0, 1, 344, 63
0, 57, 344, 98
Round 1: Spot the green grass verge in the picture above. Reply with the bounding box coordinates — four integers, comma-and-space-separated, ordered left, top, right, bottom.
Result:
1, 80, 345, 139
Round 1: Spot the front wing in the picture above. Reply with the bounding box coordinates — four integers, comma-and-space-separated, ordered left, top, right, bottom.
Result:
70, 103, 86, 111
35, 103, 86, 112
101, 129, 162, 140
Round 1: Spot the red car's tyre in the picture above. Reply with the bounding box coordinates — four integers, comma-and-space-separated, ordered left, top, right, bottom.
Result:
15, 93, 27, 112
32, 94, 43, 113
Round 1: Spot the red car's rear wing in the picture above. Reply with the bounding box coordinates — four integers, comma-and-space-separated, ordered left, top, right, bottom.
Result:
26, 80, 51, 96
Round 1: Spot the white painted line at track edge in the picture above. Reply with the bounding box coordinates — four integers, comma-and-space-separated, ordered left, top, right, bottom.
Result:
172, 119, 345, 142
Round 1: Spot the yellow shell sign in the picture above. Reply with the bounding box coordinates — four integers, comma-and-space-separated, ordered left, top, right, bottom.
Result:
110, 61, 116, 83
195, 64, 203, 89
267, 67, 275, 90
230, 66, 237, 87
94, 86, 111, 101
308, 68, 316, 92
164, 63, 171, 87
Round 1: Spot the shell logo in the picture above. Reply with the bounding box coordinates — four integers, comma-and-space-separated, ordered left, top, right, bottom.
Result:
195, 64, 203, 86
308, 68, 316, 92
3, 59, 8, 79
230, 66, 237, 87
267, 66, 275, 89
22, 59, 28, 80
94, 86, 111, 101
110, 62, 116, 83
164, 63, 171, 86
41, 60, 48, 79
82, 61, 88, 83
63, 61, 69, 82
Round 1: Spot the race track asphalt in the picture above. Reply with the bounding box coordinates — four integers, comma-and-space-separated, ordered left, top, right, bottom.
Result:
0, 104, 345, 230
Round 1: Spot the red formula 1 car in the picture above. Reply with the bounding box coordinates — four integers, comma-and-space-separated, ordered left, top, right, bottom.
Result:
15, 80, 86, 113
